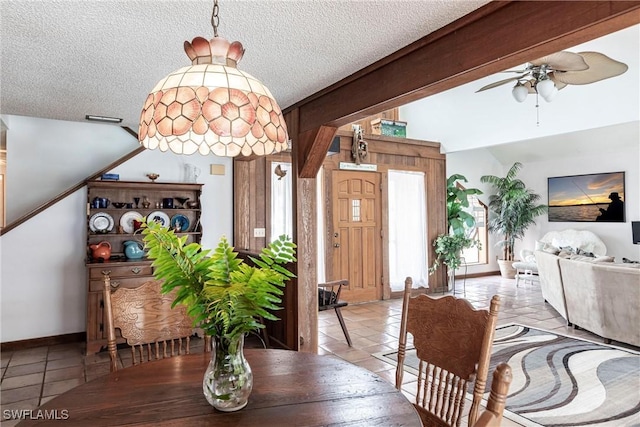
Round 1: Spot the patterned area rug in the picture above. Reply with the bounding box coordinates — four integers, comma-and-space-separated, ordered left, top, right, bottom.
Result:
374, 324, 640, 426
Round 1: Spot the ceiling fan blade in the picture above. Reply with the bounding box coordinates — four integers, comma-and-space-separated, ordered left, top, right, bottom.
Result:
530, 51, 589, 71
548, 72, 568, 90
475, 74, 528, 92
499, 69, 529, 74
552, 52, 628, 85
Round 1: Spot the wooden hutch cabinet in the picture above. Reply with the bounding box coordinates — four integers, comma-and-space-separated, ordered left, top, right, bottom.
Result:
85, 180, 203, 355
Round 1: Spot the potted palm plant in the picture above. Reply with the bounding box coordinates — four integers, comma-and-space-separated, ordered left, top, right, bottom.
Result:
430, 174, 482, 288
141, 219, 296, 412
480, 162, 547, 278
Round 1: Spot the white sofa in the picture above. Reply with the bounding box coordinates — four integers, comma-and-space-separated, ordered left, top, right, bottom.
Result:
535, 250, 570, 321
558, 257, 640, 347
534, 230, 640, 347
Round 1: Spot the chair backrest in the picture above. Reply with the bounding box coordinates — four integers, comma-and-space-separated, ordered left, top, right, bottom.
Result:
472, 363, 513, 427
103, 275, 195, 372
396, 277, 501, 427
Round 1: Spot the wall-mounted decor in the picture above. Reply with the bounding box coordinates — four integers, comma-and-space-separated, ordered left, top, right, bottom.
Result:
548, 171, 625, 222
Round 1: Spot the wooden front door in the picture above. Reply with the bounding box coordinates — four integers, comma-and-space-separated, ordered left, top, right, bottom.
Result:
331, 170, 382, 303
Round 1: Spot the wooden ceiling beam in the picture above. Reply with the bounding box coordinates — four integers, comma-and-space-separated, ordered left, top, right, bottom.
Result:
286, 1, 640, 139
296, 125, 338, 178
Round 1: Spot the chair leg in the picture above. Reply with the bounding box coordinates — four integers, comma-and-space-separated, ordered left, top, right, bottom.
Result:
334, 307, 352, 347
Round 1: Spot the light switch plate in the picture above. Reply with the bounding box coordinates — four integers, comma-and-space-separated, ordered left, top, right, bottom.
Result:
253, 228, 266, 238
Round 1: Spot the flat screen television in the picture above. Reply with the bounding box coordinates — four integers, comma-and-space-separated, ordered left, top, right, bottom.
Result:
547, 171, 625, 222
632, 221, 640, 245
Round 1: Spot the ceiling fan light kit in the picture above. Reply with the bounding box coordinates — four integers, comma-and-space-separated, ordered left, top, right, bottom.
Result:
480, 50, 628, 115
511, 82, 529, 103
138, 0, 289, 157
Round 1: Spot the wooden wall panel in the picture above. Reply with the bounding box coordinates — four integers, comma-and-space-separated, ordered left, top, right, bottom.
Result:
234, 153, 297, 349
233, 162, 251, 251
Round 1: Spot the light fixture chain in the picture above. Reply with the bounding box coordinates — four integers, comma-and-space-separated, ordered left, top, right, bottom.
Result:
211, 0, 219, 38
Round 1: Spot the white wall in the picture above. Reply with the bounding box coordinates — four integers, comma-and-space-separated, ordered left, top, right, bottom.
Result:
4, 115, 136, 222
515, 143, 640, 262
1, 117, 233, 342
108, 150, 233, 250
446, 135, 640, 270
446, 148, 503, 275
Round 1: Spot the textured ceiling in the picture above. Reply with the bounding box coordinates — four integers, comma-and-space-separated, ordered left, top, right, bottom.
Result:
2, 0, 636, 162
0, 0, 489, 129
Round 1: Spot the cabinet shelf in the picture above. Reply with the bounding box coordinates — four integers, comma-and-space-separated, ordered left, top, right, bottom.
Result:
85, 179, 204, 355
88, 208, 201, 213
88, 231, 201, 238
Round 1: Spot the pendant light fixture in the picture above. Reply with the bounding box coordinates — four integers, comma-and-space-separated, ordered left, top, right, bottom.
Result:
138, 0, 288, 157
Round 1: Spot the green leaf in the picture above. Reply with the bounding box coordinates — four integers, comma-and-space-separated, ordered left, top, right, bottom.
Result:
143, 222, 296, 341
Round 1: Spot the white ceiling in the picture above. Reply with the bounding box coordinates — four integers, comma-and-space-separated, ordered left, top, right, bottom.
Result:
402, 24, 639, 155
0, 0, 488, 128
1, 1, 637, 158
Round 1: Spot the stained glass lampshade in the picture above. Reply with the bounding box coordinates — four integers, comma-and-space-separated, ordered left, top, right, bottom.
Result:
139, 36, 288, 157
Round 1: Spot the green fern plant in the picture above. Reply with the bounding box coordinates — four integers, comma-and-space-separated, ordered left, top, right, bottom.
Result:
141, 219, 296, 342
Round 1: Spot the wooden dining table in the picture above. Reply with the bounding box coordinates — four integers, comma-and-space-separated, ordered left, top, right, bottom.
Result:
16, 349, 421, 426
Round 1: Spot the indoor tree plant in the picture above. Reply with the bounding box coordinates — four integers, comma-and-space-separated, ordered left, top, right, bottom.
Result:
480, 162, 547, 278
430, 174, 482, 287
141, 219, 296, 412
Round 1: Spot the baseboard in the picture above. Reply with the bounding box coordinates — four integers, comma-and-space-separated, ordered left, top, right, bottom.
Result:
1, 332, 85, 352
463, 270, 501, 279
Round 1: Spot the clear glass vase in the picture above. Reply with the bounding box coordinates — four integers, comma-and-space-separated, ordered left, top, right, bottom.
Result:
203, 334, 253, 412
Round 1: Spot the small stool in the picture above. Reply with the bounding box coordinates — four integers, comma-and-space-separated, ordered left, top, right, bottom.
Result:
513, 262, 539, 286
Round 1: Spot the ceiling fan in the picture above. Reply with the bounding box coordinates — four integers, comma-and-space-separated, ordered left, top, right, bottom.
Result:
476, 51, 628, 103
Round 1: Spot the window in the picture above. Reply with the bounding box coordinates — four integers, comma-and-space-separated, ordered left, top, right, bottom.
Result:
388, 170, 428, 291
351, 199, 361, 222
461, 193, 488, 265
270, 161, 292, 241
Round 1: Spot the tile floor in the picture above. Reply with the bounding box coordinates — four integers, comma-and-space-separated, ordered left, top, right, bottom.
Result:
0, 275, 630, 426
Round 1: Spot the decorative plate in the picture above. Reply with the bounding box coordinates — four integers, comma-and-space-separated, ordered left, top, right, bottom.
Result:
170, 214, 190, 232
120, 211, 143, 234
148, 211, 170, 228
89, 212, 114, 233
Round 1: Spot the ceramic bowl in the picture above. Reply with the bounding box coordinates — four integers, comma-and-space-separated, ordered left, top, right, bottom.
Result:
112, 202, 126, 208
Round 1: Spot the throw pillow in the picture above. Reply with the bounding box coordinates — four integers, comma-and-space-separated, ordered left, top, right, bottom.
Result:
542, 245, 560, 255
576, 248, 595, 257
593, 256, 615, 263
535, 240, 546, 251
558, 249, 573, 258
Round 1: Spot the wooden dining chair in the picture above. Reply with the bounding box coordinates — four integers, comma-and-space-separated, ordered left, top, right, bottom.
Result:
472, 363, 513, 427
102, 275, 195, 372
395, 277, 501, 427
318, 279, 352, 346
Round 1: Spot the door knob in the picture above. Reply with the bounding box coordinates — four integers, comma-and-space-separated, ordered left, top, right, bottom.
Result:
333, 243, 340, 248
